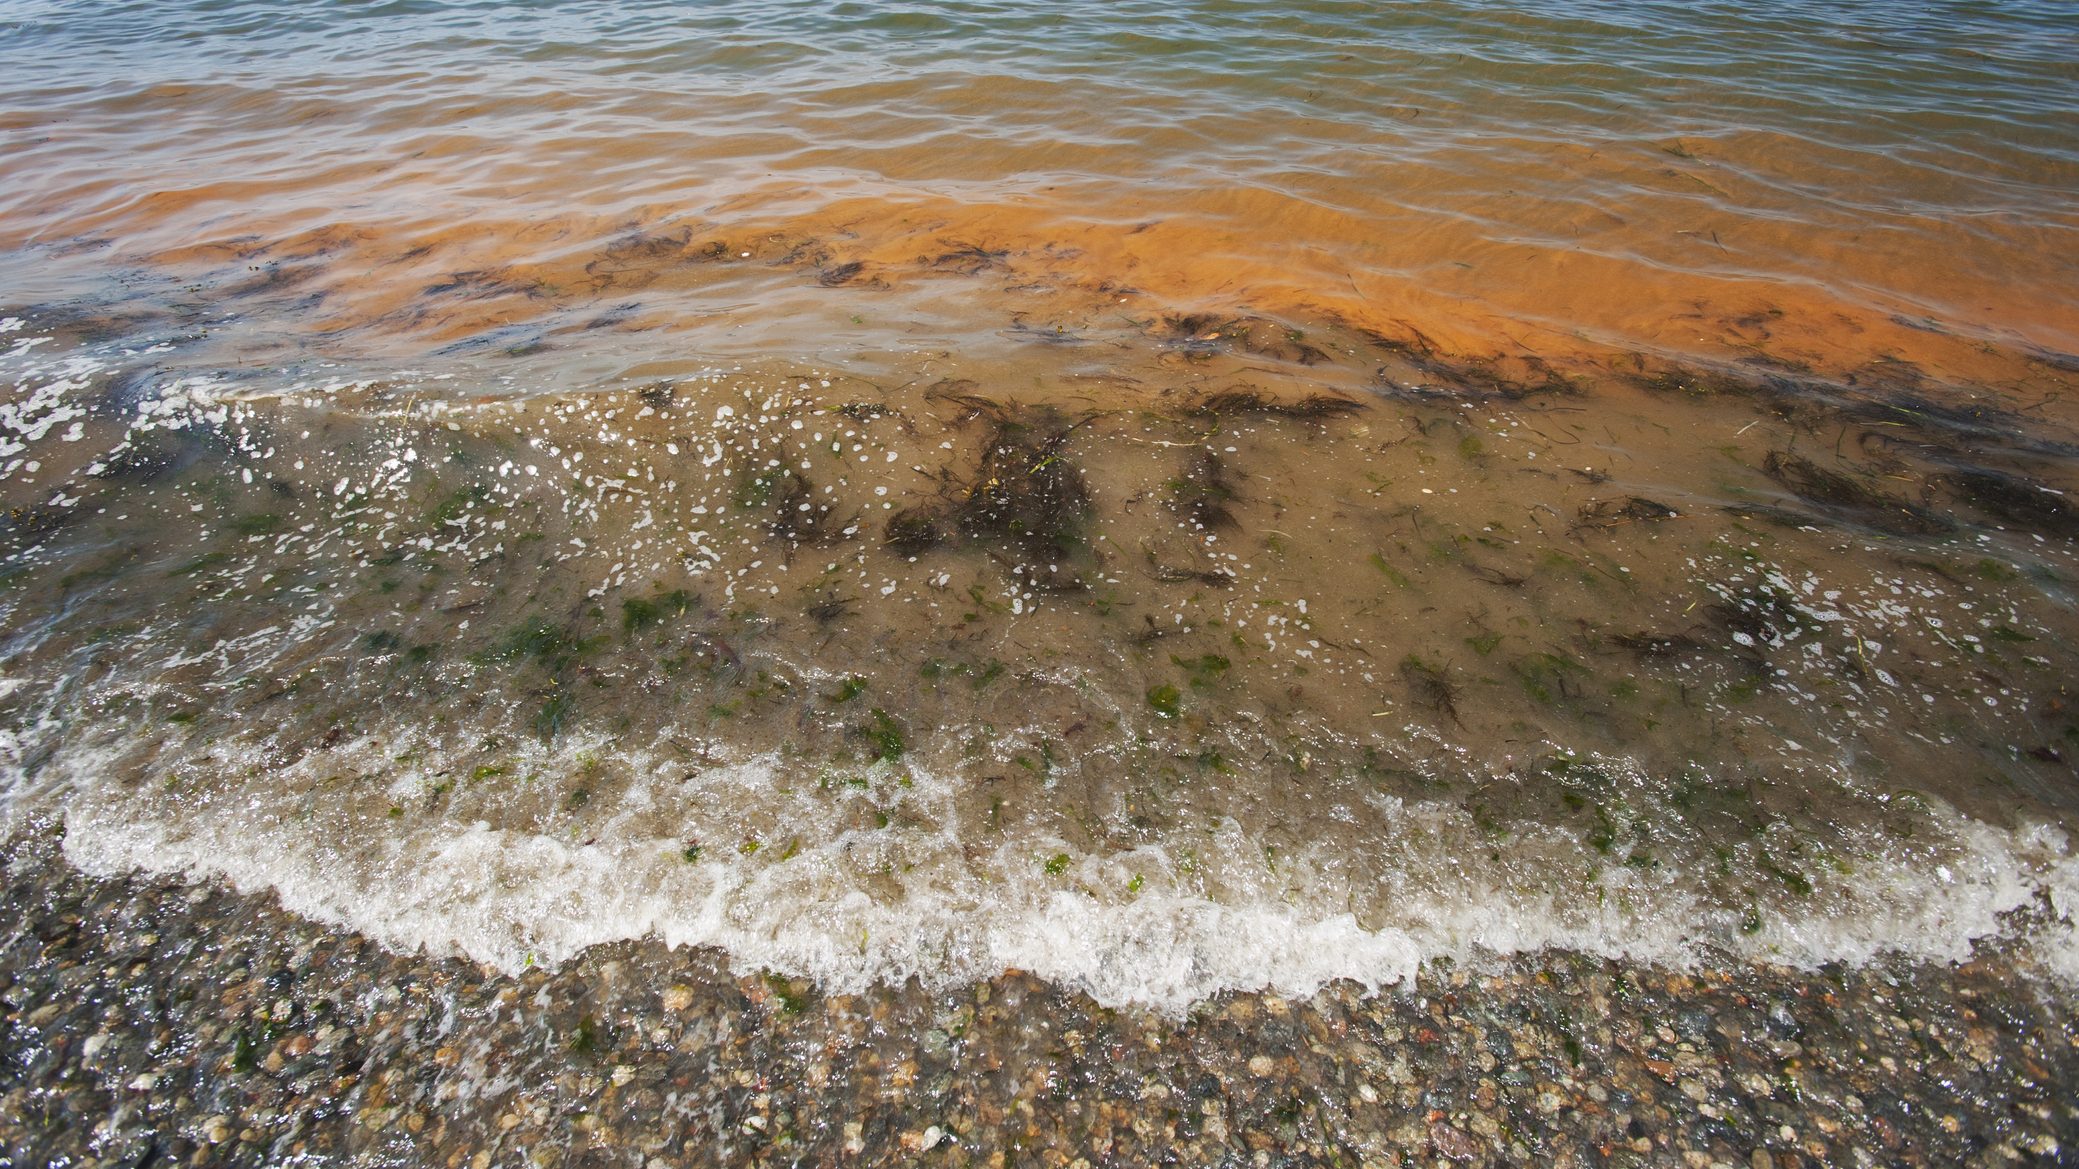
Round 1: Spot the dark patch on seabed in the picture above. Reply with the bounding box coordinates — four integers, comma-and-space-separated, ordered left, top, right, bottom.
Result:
3, 832, 2076, 1169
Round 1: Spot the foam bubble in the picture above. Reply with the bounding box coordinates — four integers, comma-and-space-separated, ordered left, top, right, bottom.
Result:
45, 740, 2079, 1014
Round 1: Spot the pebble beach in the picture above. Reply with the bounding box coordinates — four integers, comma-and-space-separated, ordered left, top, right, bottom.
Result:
7, 828, 2075, 1168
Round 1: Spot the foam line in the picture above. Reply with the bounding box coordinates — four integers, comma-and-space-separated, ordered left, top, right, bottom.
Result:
47, 749, 2079, 1014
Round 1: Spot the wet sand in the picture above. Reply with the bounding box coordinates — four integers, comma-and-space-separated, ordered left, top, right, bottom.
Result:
5, 827, 2075, 1168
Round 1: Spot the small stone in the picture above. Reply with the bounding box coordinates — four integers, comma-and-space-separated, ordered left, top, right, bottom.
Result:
1247, 1055, 1274, 1075
1429, 1121, 1479, 1162
662, 985, 694, 1011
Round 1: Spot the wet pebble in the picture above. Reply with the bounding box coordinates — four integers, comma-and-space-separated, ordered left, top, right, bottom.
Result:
2, 831, 2074, 1168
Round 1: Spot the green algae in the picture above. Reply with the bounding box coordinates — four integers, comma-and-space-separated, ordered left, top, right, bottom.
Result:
1146, 684, 1182, 718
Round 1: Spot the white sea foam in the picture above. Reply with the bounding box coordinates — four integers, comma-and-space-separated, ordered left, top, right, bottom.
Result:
42, 739, 2079, 1014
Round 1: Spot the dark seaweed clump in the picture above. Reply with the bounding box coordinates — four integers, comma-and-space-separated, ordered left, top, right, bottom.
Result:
1398, 655, 1463, 726
883, 508, 944, 557
1761, 452, 1948, 537
88, 436, 191, 484
1633, 358, 2063, 462
881, 405, 1096, 586
955, 417, 1093, 575
922, 379, 1001, 425
1851, 390, 2022, 447
817, 261, 864, 287
1141, 544, 1236, 588
1608, 627, 1765, 682
1161, 314, 1330, 366
1192, 388, 1364, 420
743, 468, 851, 547
1575, 497, 1679, 532
929, 242, 1010, 275
2, 498, 78, 546
805, 591, 855, 627
1945, 467, 2079, 540
1630, 353, 2079, 539
1360, 325, 1578, 402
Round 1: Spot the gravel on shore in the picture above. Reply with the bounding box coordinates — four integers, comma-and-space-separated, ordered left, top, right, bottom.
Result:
3, 827, 2074, 1169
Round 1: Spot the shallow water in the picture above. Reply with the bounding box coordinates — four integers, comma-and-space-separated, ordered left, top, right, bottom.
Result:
6, 0, 2079, 373
2, 0, 2078, 1009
